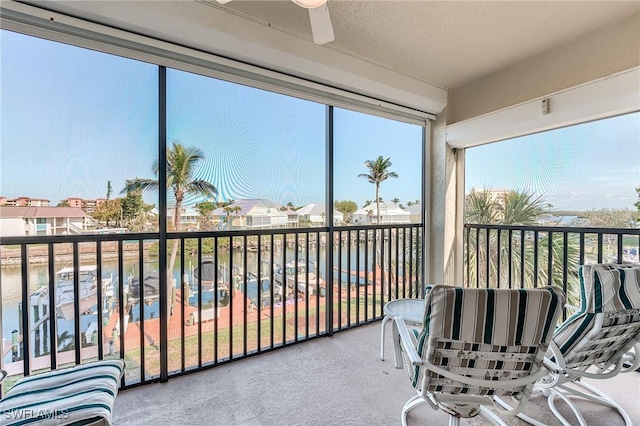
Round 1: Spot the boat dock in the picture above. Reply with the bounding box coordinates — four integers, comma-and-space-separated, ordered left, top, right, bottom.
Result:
2, 263, 411, 378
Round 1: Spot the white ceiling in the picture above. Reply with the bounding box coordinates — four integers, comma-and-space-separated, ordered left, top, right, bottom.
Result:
7, 0, 639, 117
207, 0, 640, 89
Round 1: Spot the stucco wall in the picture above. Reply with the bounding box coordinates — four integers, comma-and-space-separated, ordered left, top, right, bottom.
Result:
447, 12, 640, 124
428, 111, 458, 286
0, 218, 26, 237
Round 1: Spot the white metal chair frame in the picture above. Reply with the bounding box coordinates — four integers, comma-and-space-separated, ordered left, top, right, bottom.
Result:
395, 317, 552, 426
394, 285, 564, 426
380, 298, 425, 368
533, 341, 640, 426
511, 307, 640, 426
502, 263, 640, 426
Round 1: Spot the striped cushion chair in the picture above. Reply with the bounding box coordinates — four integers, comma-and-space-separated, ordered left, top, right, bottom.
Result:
528, 263, 640, 426
394, 285, 564, 426
0, 359, 124, 426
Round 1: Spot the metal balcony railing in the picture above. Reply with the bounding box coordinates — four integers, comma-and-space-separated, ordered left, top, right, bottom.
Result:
463, 224, 640, 315
0, 224, 423, 392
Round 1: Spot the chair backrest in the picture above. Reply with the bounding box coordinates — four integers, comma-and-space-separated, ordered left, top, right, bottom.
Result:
410, 285, 564, 397
553, 263, 640, 370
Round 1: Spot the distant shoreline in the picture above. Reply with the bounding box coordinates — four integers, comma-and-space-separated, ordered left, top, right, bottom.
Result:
0, 241, 153, 268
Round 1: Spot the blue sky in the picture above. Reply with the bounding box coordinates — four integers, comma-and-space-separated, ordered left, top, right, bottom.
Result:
1, 29, 638, 212
0, 30, 422, 209
167, 72, 423, 207
465, 112, 640, 211
0, 30, 158, 205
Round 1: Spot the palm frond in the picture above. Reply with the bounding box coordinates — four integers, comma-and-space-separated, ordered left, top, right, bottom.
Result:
185, 180, 218, 198
466, 189, 499, 224
358, 156, 398, 222
120, 178, 158, 195
501, 191, 546, 225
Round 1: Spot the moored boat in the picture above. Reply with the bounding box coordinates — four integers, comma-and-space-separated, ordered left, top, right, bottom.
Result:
55, 265, 113, 321
190, 258, 231, 307
275, 260, 325, 296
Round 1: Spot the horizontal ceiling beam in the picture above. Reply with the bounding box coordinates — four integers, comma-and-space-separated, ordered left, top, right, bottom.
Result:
7, 0, 447, 117
446, 67, 640, 149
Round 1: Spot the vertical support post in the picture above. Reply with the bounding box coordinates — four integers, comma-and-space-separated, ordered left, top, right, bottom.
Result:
325, 105, 334, 336
20, 244, 30, 376
118, 242, 125, 387
421, 123, 429, 294
138, 240, 146, 380
47, 243, 57, 369
158, 66, 169, 383
96, 242, 104, 360
72, 242, 80, 365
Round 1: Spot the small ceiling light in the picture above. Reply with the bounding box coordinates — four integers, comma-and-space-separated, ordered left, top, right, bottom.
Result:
292, 0, 327, 9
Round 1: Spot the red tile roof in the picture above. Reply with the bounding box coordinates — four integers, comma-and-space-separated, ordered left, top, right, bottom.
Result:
0, 206, 88, 219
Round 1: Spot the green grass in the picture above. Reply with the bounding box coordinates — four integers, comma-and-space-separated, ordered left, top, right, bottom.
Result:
1, 294, 388, 389
120, 293, 385, 381
123, 306, 325, 380
622, 235, 640, 247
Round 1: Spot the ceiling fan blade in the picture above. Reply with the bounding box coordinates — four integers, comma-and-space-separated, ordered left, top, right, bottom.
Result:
215, 0, 234, 4
308, 4, 334, 45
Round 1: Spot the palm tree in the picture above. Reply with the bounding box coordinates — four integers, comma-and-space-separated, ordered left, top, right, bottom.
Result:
122, 142, 217, 315
391, 197, 400, 204
366, 209, 374, 224
389, 227, 423, 300
358, 156, 398, 224
466, 189, 500, 224
223, 205, 242, 230
635, 187, 640, 221
500, 190, 547, 224
465, 188, 581, 305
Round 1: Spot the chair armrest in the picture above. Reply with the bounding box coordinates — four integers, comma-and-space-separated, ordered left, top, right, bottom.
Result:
393, 317, 422, 366
546, 340, 625, 380
564, 303, 580, 313
544, 341, 566, 371
395, 317, 549, 390
622, 343, 640, 372
426, 359, 549, 390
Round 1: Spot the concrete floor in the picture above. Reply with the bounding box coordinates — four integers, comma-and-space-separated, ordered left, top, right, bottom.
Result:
114, 322, 640, 425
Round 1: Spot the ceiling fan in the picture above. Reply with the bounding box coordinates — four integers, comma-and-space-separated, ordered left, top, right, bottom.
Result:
216, 0, 335, 45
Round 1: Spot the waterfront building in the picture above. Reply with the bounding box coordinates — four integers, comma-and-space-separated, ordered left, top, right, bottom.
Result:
405, 203, 422, 224
352, 201, 410, 225
61, 197, 107, 214
296, 203, 344, 226
283, 208, 299, 228
211, 199, 287, 230
167, 206, 201, 231
0, 206, 90, 236
0, 196, 51, 207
